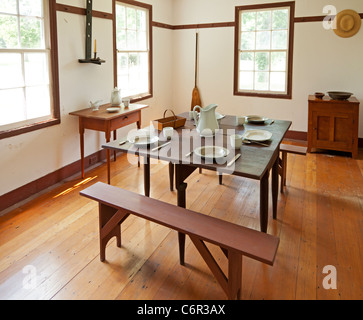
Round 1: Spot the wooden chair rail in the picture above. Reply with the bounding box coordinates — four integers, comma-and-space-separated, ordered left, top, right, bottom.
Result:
80, 182, 279, 300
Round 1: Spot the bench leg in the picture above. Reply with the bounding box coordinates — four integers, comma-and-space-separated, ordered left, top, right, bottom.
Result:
228, 250, 242, 300
259, 170, 269, 233
190, 236, 242, 300
99, 203, 121, 262
272, 155, 279, 220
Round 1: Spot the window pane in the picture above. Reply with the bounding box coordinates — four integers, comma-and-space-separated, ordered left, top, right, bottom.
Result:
256, 31, 270, 50
24, 53, 48, 86
0, 15, 19, 48
240, 52, 254, 71
116, 29, 126, 49
255, 52, 269, 71
0, 0, 17, 14
117, 52, 128, 75
255, 72, 269, 91
256, 10, 271, 30
0, 53, 23, 88
271, 52, 286, 71
137, 31, 147, 50
272, 9, 288, 30
0, 88, 26, 125
140, 52, 148, 72
116, 5, 126, 29
20, 17, 44, 49
241, 32, 255, 50
140, 52, 149, 92
127, 7, 136, 30
19, 0, 42, 17
241, 12, 255, 31
127, 30, 137, 50
270, 72, 286, 91
271, 30, 287, 49
239, 71, 254, 90
137, 10, 146, 31
26, 86, 51, 119
129, 53, 139, 69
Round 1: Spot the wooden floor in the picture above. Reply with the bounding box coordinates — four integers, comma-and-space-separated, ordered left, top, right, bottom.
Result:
0, 146, 362, 300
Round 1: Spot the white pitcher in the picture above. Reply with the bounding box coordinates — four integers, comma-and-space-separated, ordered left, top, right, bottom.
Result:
111, 87, 122, 106
193, 104, 219, 137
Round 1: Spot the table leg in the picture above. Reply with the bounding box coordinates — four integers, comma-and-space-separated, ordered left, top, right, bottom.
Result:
106, 130, 111, 184
175, 164, 197, 265
260, 170, 269, 233
113, 130, 117, 161
137, 113, 141, 168
169, 162, 174, 191
144, 156, 150, 197
79, 119, 85, 179
272, 155, 279, 220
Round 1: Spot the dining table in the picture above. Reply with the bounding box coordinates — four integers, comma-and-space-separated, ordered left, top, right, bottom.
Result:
102, 113, 291, 263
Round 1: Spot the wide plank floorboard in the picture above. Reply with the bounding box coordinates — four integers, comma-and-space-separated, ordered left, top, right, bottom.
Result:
0, 148, 362, 300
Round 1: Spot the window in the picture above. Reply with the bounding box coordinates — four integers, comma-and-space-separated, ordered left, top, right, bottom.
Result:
0, 0, 59, 139
115, 0, 152, 101
234, 2, 294, 99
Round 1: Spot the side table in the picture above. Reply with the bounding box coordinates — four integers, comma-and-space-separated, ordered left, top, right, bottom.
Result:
70, 103, 149, 183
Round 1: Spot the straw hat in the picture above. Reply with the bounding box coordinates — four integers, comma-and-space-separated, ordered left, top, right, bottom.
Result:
334, 9, 361, 38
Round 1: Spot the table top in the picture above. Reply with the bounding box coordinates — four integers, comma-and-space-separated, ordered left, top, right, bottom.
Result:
102, 113, 291, 180
69, 103, 149, 120
308, 95, 359, 104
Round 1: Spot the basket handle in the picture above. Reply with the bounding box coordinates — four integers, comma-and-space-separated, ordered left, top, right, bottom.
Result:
163, 109, 177, 119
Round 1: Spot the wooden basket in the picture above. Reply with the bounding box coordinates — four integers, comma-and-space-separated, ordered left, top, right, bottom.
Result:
153, 109, 186, 131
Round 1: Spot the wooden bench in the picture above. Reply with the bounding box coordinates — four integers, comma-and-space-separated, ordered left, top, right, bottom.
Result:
279, 144, 307, 193
80, 182, 280, 300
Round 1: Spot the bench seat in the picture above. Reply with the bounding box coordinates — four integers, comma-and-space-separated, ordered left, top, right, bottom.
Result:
80, 182, 279, 300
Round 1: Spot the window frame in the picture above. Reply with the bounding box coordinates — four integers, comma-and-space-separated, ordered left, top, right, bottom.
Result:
234, 1, 295, 99
0, 0, 60, 140
113, 0, 153, 103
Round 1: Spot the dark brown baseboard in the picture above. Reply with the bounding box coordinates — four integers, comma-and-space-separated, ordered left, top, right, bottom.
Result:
0, 149, 107, 213
1, 130, 362, 213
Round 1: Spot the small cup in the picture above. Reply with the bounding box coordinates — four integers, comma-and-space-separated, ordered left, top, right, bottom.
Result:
123, 98, 130, 107
163, 127, 174, 140
230, 134, 243, 149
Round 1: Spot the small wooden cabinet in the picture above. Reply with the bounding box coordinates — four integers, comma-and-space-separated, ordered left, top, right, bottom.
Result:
307, 95, 360, 158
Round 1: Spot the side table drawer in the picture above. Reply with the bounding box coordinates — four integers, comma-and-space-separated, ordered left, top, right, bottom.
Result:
110, 111, 140, 131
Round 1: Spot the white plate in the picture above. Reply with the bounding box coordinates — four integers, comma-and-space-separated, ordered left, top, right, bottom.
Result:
246, 115, 269, 124
107, 107, 120, 113
194, 146, 230, 160
242, 130, 272, 142
129, 136, 159, 146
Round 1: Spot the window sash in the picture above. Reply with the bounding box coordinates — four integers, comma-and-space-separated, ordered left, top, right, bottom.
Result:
234, 2, 294, 99
115, 0, 152, 101
0, 0, 56, 135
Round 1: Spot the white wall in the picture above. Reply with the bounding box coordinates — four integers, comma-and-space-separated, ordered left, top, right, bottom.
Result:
0, 0, 173, 197
1, 0, 363, 199
171, 0, 363, 136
